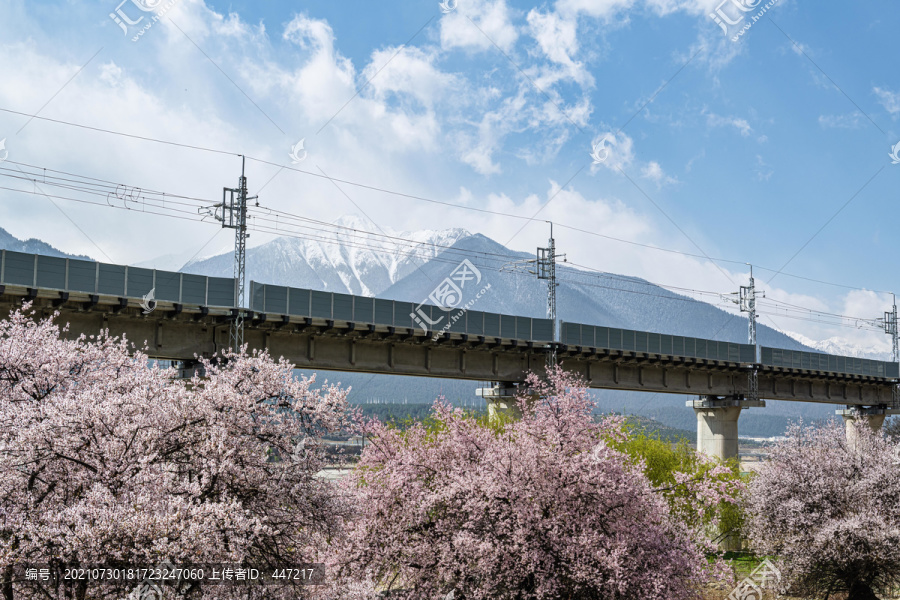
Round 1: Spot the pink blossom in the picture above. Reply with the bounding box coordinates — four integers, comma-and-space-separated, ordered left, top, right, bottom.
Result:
748, 420, 900, 598
0, 305, 351, 599
336, 366, 715, 599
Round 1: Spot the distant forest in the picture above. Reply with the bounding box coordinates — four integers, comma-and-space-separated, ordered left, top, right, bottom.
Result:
350, 403, 702, 445
354, 402, 486, 425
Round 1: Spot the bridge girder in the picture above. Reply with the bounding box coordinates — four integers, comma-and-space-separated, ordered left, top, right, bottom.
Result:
1, 286, 895, 406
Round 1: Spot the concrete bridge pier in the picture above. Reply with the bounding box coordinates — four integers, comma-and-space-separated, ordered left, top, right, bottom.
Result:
476, 382, 524, 421
688, 396, 765, 461
837, 406, 896, 445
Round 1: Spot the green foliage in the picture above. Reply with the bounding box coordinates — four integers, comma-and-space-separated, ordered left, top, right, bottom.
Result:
354, 402, 487, 430
616, 427, 696, 486
614, 414, 696, 445
612, 425, 749, 543
354, 402, 434, 425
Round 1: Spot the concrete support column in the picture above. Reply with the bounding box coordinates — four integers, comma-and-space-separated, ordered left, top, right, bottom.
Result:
688, 396, 765, 461
837, 406, 889, 445
175, 359, 205, 379
687, 395, 764, 553
476, 383, 523, 422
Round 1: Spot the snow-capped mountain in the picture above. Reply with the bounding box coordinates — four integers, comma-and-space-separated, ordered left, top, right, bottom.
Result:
178, 215, 809, 350
784, 331, 892, 361
0, 226, 93, 261
4, 218, 864, 437
382, 233, 810, 349
181, 215, 471, 297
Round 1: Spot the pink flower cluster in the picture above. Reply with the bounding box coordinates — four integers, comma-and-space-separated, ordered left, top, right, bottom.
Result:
748, 419, 900, 597
0, 306, 350, 599
334, 367, 717, 599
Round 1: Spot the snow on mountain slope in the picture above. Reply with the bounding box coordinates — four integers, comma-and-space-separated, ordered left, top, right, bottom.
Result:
181, 215, 471, 296
5, 222, 861, 436
784, 331, 893, 361
383, 234, 811, 350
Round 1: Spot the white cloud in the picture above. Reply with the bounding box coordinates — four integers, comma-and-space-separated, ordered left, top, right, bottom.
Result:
554, 0, 637, 20
874, 86, 900, 116
279, 16, 456, 152
283, 12, 336, 52
705, 110, 752, 136
818, 113, 862, 129
754, 154, 773, 181
526, 10, 594, 90
685, 149, 705, 172
440, 0, 518, 53
527, 10, 579, 65
641, 161, 664, 180
0, 44, 239, 263
364, 46, 460, 110
589, 130, 635, 173
641, 161, 678, 186
455, 91, 528, 175
789, 41, 810, 56
281, 14, 357, 124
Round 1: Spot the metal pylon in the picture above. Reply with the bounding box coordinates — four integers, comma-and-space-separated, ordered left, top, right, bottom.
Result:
880, 294, 899, 409
501, 222, 565, 370
883, 294, 898, 363
734, 264, 763, 401
537, 224, 565, 367
218, 156, 256, 352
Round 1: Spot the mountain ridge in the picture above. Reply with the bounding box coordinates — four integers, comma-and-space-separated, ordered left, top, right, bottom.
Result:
784, 330, 892, 361
182, 215, 471, 297
0, 227, 93, 261
5, 218, 861, 437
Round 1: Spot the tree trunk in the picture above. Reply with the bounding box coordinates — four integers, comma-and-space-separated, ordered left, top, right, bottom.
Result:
2, 565, 13, 600
847, 581, 879, 600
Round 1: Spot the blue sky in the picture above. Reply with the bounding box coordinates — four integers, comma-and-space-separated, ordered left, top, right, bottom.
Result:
0, 0, 898, 352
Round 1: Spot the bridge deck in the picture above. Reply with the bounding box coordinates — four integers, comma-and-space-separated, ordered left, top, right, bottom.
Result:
0, 249, 897, 407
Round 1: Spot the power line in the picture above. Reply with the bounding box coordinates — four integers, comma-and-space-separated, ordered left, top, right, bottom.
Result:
252, 205, 522, 262
1, 151, 896, 311
4, 161, 221, 205
0, 109, 894, 296
0, 108, 240, 158
0, 176, 891, 333
565, 260, 732, 302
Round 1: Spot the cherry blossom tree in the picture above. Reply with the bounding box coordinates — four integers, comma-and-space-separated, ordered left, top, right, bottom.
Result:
615, 432, 747, 552
885, 415, 900, 442
0, 305, 350, 600
747, 420, 900, 600
336, 366, 720, 599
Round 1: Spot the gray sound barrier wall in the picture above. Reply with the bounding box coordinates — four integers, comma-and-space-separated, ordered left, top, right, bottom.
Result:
0, 250, 236, 307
